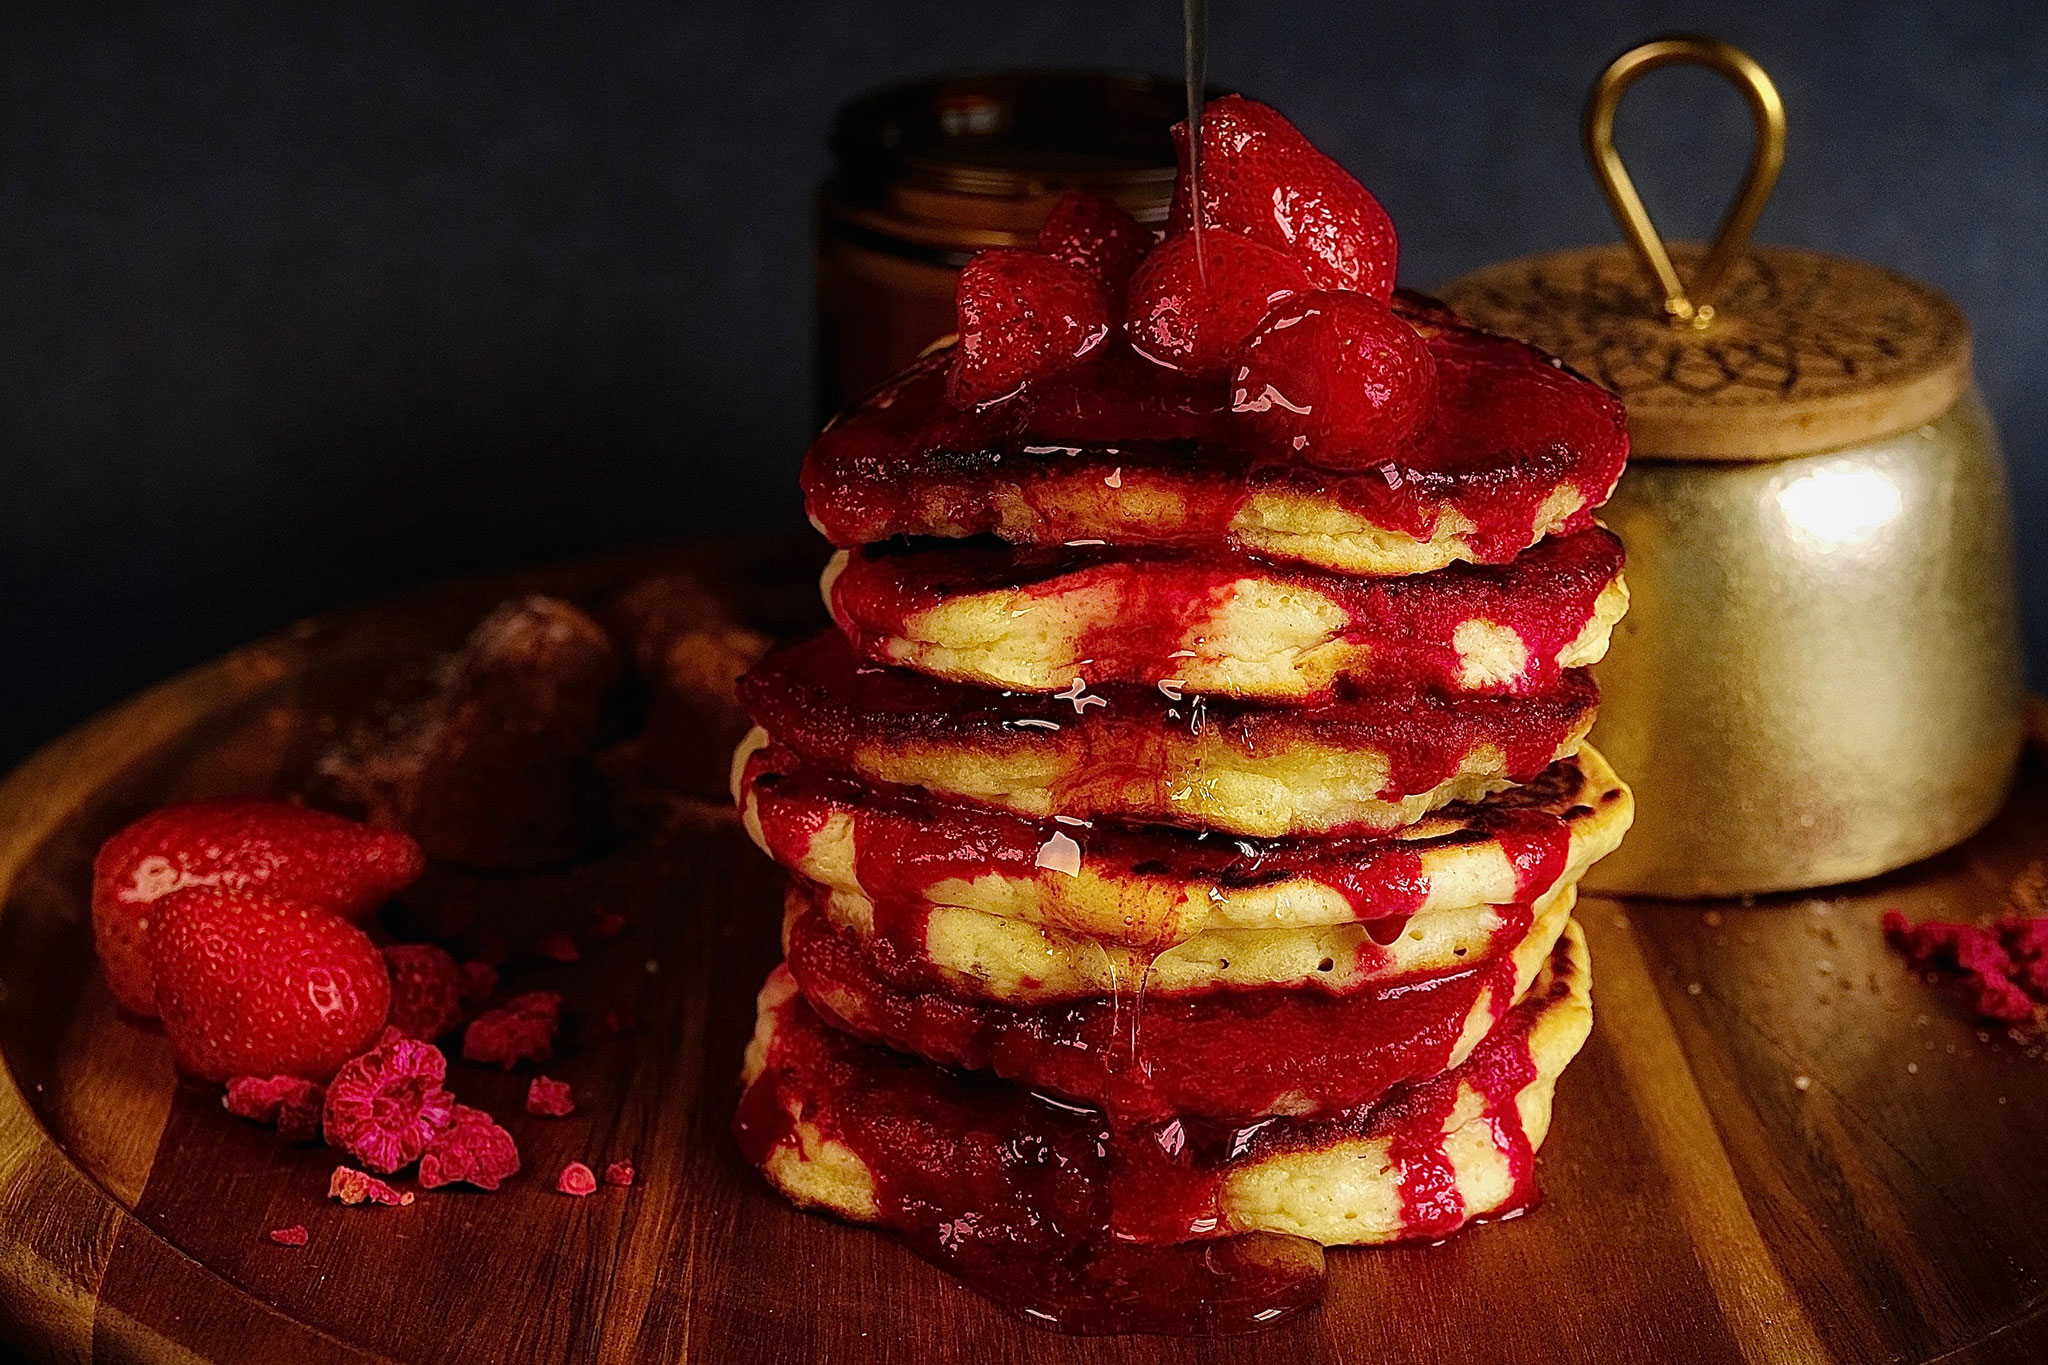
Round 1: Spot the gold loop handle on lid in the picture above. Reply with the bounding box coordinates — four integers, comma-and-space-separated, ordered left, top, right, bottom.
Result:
1583, 35, 1786, 329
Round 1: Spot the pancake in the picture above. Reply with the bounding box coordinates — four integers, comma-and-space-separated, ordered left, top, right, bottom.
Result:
737, 632, 1599, 838
800, 308, 1629, 576
803, 878, 1557, 1004
736, 736, 1630, 948
781, 874, 1573, 1122
825, 526, 1627, 701
737, 917, 1591, 1264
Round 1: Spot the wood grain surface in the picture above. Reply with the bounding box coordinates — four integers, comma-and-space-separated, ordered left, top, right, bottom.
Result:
1, 537, 2044, 1365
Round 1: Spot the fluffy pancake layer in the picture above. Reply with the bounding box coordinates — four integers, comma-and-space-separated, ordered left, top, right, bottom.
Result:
737, 632, 1599, 838
738, 916, 1591, 1251
783, 876, 1572, 1121
826, 527, 1627, 701
737, 731, 1629, 948
801, 310, 1628, 576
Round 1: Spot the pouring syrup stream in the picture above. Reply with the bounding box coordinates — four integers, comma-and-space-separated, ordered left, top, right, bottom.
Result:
1184, 0, 1209, 284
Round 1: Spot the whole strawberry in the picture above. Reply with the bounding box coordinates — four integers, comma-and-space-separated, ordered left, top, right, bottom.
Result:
1170, 95, 1399, 300
1037, 190, 1153, 308
1125, 230, 1309, 374
946, 248, 1111, 407
1233, 291, 1439, 466
149, 887, 392, 1082
92, 799, 425, 1017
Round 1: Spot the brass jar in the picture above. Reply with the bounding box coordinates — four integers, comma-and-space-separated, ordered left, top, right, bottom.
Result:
1443, 38, 2025, 897
815, 70, 1185, 417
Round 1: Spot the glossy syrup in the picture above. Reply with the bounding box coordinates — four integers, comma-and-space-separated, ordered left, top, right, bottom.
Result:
738, 630, 1598, 831
742, 741, 1583, 938
830, 526, 1624, 699
783, 882, 1539, 1124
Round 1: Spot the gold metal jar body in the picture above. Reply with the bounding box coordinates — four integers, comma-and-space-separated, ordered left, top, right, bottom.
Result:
1585, 389, 2024, 896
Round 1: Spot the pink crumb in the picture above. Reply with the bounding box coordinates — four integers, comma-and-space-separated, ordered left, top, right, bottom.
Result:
603, 1161, 635, 1187
526, 1076, 575, 1117
556, 1162, 598, 1196
269, 1225, 309, 1247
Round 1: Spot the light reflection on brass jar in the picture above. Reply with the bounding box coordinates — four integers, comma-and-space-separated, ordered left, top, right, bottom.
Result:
1444, 37, 2024, 897
815, 71, 1186, 419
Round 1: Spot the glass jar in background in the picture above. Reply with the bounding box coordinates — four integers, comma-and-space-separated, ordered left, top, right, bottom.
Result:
816, 71, 1189, 419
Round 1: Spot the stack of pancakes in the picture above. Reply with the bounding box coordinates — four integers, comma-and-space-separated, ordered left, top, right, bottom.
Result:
730, 295, 1632, 1326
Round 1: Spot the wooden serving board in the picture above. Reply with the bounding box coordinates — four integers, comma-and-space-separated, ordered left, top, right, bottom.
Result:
2, 537, 2045, 1365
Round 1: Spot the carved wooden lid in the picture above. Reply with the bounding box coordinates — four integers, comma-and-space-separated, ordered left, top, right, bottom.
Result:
1441, 243, 1972, 460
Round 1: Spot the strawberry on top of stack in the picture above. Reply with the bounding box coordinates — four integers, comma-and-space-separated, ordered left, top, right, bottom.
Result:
734, 97, 1634, 1334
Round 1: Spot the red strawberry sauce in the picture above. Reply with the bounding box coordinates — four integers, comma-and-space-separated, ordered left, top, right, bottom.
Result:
830, 526, 1624, 699
782, 881, 1538, 1124
736, 930, 1572, 1334
738, 631, 1597, 828
800, 307, 1627, 567
742, 743, 1580, 944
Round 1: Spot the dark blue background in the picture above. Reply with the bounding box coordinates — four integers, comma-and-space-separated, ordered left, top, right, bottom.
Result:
4, 1, 2044, 763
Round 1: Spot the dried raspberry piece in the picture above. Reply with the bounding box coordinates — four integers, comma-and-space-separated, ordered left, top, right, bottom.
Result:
1884, 910, 2047, 1024
537, 932, 580, 964
602, 1160, 634, 1188
269, 1224, 310, 1246
384, 943, 465, 1041
457, 959, 499, 1005
526, 1076, 575, 1117
328, 1166, 414, 1206
322, 1034, 456, 1173
556, 1161, 597, 1196
418, 1104, 522, 1191
223, 1074, 324, 1128
586, 909, 628, 940
1999, 916, 2048, 964
462, 990, 563, 1069
1964, 971, 2038, 1023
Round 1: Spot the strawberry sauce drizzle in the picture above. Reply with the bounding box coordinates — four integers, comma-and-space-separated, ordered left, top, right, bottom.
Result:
784, 882, 1537, 1123
734, 930, 1572, 1333
743, 743, 1588, 939
739, 631, 1598, 831
800, 309, 1627, 568
831, 527, 1623, 698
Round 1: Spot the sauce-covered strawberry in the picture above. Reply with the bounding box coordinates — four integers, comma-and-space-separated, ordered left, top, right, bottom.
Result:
1233, 290, 1439, 465
947, 249, 1111, 406
1169, 94, 1398, 298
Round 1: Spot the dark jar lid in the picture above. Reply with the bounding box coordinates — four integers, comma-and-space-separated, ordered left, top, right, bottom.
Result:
825, 70, 1198, 251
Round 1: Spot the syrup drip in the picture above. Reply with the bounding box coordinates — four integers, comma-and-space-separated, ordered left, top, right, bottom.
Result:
1184, 0, 1209, 285
742, 741, 1588, 942
799, 320, 1630, 567
739, 631, 1599, 836
830, 526, 1624, 701
783, 884, 1540, 1124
